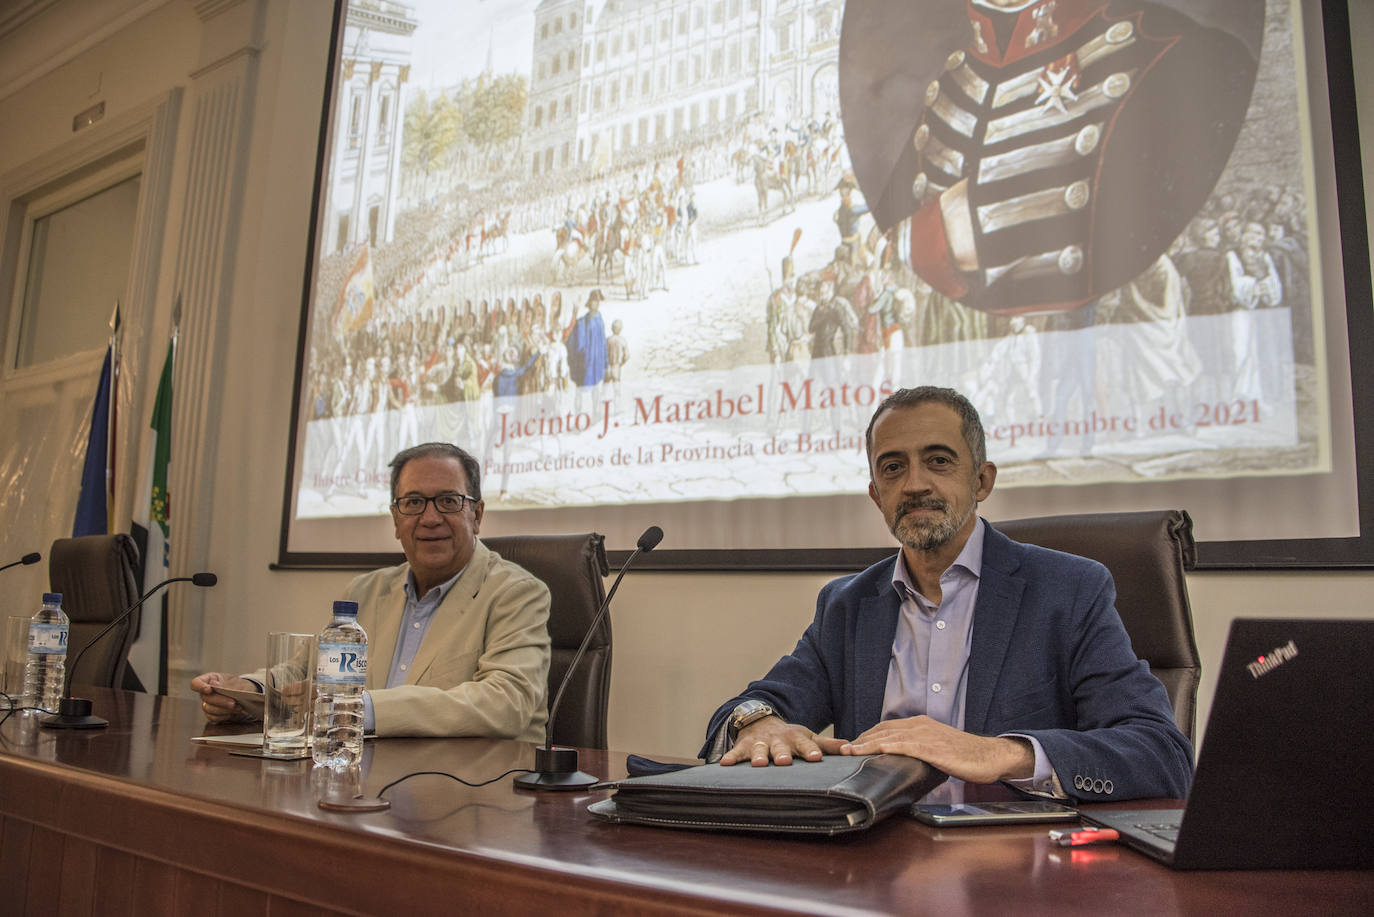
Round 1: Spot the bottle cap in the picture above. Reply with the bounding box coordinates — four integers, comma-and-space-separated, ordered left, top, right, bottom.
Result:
42, 592, 62, 604
332, 600, 359, 616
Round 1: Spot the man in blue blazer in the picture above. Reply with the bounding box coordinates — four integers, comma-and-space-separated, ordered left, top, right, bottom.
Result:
702, 387, 1193, 801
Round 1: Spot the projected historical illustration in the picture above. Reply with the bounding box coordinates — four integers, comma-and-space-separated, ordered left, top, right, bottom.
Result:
295, 0, 1319, 519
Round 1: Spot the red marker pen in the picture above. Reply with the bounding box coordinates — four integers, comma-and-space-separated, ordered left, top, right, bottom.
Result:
1048, 826, 1121, 847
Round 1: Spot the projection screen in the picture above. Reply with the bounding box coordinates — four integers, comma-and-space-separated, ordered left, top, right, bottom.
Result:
279, 0, 1374, 569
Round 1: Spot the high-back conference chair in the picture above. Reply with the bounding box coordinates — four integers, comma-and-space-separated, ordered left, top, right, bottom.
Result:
993, 509, 1202, 742
483, 533, 611, 748
48, 533, 141, 691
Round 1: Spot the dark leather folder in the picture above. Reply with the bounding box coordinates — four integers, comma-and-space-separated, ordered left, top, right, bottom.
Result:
588, 755, 945, 835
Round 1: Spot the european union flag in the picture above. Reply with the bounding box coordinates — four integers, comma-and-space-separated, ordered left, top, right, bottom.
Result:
73, 345, 113, 536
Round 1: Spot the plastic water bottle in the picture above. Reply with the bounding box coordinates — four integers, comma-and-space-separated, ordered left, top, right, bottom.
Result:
312, 600, 367, 768
20, 593, 68, 716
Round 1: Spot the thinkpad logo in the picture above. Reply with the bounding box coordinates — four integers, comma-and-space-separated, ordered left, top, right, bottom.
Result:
1246, 639, 1298, 679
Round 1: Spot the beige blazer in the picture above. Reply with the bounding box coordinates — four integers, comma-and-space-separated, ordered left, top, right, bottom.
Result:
344, 540, 550, 741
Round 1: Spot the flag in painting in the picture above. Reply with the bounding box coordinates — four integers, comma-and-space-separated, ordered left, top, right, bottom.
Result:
128, 336, 174, 693
333, 242, 374, 337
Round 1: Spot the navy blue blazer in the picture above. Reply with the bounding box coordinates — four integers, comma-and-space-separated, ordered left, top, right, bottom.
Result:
702, 523, 1194, 801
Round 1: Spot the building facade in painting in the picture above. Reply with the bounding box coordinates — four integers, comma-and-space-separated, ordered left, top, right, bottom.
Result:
526, 0, 842, 176
325, 0, 418, 254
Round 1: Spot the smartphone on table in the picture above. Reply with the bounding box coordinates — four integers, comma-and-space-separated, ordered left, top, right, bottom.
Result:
911, 800, 1077, 826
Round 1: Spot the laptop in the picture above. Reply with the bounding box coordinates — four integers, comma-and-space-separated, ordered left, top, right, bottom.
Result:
1081, 618, 1374, 869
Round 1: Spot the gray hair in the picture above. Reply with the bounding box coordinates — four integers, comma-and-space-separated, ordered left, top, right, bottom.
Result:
388, 442, 482, 502
864, 386, 986, 469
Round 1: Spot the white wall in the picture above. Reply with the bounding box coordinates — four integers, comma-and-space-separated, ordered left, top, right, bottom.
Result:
1, 0, 1372, 761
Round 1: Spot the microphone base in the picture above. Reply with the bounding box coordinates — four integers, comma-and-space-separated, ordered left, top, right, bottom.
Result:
318, 796, 392, 813
512, 745, 600, 792
40, 696, 109, 730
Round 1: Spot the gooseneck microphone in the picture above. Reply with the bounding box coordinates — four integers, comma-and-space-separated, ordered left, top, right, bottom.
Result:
514, 526, 663, 791
0, 552, 41, 573
41, 572, 217, 729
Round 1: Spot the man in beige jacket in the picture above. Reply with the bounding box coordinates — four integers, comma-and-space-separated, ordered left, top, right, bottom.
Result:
192, 443, 550, 741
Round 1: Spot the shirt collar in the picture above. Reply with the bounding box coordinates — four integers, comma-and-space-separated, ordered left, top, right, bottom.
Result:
890, 516, 987, 601
404, 563, 466, 606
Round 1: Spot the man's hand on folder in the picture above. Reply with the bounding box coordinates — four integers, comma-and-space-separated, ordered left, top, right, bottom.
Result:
721, 713, 1034, 785
839, 716, 1035, 784
719, 716, 846, 767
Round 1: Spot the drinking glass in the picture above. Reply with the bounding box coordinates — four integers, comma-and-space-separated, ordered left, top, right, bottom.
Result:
263, 632, 315, 757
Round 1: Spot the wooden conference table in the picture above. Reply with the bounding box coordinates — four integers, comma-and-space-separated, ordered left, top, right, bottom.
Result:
0, 689, 1369, 917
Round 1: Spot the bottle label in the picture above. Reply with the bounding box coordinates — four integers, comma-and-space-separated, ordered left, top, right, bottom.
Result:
28, 622, 67, 655
316, 642, 367, 685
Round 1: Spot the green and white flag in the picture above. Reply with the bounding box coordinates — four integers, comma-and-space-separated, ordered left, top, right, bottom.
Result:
129, 335, 174, 694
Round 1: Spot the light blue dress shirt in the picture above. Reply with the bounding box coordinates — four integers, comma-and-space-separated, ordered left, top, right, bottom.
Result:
880, 518, 1062, 797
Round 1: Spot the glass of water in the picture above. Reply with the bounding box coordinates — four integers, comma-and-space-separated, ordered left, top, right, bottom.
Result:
263, 632, 315, 757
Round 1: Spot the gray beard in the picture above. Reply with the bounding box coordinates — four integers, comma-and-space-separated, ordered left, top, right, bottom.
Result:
891, 497, 975, 552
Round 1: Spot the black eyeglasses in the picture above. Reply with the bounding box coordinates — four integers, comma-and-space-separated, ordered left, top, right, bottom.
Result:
392, 493, 477, 515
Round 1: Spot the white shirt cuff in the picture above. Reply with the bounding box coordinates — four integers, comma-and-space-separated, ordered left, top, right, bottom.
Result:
1000, 733, 1068, 799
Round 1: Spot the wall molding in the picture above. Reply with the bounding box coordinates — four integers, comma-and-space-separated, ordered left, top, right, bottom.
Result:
0, 0, 175, 103
164, 0, 266, 677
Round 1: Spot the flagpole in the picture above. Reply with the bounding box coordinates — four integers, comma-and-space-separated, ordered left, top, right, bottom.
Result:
171, 293, 181, 358
161, 295, 180, 695
108, 302, 121, 533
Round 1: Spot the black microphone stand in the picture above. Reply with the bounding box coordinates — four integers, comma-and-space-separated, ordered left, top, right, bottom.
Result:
41, 573, 217, 729
514, 527, 662, 791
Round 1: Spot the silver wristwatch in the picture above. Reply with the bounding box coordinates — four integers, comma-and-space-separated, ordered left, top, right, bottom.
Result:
727, 699, 775, 743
